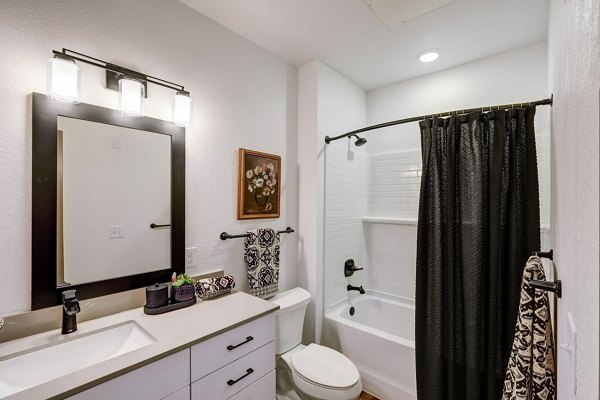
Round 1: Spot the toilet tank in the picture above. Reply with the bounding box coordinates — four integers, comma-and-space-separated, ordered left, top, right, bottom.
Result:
269, 287, 311, 355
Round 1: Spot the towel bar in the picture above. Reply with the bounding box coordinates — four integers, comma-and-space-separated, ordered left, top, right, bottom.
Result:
530, 279, 562, 298
530, 248, 561, 298
220, 227, 294, 240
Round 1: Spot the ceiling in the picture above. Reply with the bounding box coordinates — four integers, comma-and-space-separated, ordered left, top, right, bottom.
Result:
179, 0, 549, 90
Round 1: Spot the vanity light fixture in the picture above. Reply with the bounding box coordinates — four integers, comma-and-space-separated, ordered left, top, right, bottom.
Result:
47, 49, 191, 123
172, 91, 193, 126
118, 78, 145, 117
418, 49, 441, 63
46, 55, 81, 103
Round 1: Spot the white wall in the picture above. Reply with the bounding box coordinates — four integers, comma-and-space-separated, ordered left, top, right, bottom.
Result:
298, 61, 366, 340
367, 41, 549, 152
297, 62, 320, 343
548, 0, 599, 398
0, 0, 298, 315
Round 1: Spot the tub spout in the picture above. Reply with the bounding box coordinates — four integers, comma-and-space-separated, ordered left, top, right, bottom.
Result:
347, 284, 365, 294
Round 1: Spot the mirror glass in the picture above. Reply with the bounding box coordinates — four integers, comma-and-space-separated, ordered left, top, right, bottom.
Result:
56, 117, 172, 286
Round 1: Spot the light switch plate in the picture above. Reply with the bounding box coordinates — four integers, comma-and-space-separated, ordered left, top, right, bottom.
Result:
185, 247, 197, 267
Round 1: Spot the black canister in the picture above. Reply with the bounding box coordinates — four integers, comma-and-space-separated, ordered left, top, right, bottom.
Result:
145, 283, 168, 308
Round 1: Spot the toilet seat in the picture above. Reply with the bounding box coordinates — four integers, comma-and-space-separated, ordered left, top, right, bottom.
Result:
291, 344, 360, 389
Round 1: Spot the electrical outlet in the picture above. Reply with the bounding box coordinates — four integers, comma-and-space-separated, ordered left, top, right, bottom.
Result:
185, 247, 197, 267
109, 225, 124, 238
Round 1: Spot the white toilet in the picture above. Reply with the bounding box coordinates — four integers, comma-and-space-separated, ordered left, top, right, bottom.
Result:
269, 287, 362, 400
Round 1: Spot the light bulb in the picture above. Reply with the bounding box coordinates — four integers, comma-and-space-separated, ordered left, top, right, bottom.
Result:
47, 56, 80, 103
418, 49, 441, 63
172, 91, 192, 126
118, 78, 144, 117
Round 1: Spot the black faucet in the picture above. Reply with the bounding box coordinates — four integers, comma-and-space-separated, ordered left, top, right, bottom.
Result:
344, 259, 365, 277
62, 290, 80, 334
347, 284, 365, 294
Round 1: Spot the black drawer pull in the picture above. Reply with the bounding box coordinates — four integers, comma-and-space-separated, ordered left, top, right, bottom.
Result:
227, 336, 254, 351
227, 368, 254, 386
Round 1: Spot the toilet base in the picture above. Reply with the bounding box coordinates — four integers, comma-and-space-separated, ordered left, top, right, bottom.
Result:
276, 360, 302, 399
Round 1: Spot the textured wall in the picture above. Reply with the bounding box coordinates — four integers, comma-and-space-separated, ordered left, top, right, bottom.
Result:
0, 0, 298, 315
548, 0, 600, 398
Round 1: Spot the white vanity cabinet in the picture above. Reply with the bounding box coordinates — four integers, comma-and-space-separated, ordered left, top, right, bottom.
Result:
65, 313, 276, 400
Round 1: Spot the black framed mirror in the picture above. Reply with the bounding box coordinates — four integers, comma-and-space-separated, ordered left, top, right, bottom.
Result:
32, 93, 185, 310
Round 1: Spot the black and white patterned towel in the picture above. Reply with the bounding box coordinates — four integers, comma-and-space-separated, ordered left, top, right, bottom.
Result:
502, 255, 556, 400
244, 228, 280, 298
195, 275, 236, 300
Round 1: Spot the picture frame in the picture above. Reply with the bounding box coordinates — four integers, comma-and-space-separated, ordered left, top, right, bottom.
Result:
237, 148, 281, 219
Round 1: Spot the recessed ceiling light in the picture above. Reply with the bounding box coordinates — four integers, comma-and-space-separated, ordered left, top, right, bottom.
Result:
418, 49, 441, 63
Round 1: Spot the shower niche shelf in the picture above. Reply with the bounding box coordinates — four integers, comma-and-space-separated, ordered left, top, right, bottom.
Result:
362, 217, 417, 225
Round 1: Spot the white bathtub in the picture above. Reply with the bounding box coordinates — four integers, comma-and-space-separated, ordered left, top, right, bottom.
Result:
324, 291, 416, 400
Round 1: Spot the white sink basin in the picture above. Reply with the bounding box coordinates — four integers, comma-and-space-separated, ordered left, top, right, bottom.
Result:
0, 321, 156, 398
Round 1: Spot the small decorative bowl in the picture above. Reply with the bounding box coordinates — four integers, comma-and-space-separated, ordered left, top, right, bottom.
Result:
171, 283, 195, 303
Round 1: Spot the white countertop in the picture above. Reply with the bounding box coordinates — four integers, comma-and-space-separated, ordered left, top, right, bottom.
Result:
0, 291, 279, 400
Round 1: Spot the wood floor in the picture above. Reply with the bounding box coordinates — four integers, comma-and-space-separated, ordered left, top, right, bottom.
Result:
359, 391, 381, 400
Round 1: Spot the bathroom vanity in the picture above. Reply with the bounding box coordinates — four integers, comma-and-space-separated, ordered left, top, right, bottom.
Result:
0, 292, 278, 400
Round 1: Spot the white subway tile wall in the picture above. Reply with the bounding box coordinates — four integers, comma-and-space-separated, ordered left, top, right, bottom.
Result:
324, 129, 551, 307
367, 150, 422, 220
324, 143, 369, 307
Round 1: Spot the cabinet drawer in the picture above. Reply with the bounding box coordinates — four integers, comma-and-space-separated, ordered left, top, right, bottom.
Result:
67, 349, 190, 400
228, 370, 275, 400
191, 341, 275, 400
191, 313, 275, 381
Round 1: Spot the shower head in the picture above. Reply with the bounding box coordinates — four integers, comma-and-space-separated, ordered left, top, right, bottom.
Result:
349, 134, 367, 147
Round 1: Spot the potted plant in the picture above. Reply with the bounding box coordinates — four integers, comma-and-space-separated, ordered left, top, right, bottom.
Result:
171, 273, 195, 302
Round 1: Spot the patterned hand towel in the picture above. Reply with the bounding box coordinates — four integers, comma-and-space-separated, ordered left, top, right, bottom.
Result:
195, 275, 236, 300
244, 228, 280, 298
502, 255, 556, 400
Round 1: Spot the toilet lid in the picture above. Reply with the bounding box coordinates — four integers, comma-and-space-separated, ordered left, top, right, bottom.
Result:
291, 344, 360, 389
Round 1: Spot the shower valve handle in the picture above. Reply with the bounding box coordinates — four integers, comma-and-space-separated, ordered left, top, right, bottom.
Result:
344, 259, 365, 277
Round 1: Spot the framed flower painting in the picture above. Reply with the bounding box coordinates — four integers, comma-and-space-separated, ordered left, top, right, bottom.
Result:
237, 148, 281, 219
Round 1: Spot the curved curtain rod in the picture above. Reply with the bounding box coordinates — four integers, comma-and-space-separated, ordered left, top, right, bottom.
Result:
324, 95, 553, 144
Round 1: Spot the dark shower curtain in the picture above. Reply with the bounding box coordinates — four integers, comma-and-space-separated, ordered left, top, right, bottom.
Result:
415, 107, 540, 400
